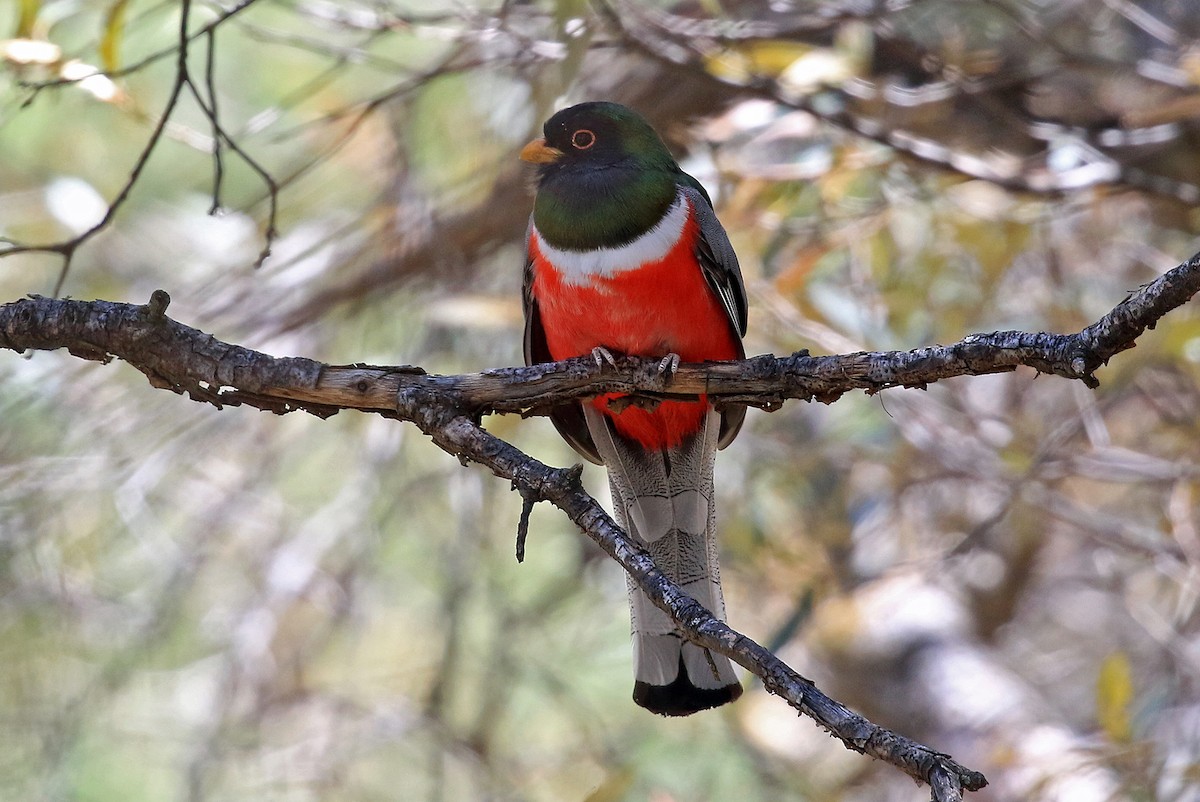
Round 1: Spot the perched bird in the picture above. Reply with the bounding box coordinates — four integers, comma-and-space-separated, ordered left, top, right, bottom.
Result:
520, 101, 748, 715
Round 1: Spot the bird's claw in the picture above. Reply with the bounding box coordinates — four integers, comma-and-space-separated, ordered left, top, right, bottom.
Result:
657, 353, 681, 379
592, 346, 618, 369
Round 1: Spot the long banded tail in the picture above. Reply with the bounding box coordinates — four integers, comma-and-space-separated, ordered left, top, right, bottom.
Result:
583, 405, 741, 716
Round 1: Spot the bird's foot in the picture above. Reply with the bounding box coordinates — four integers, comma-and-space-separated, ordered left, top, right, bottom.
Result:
657, 352, 681, 380
592, 346, 618, 369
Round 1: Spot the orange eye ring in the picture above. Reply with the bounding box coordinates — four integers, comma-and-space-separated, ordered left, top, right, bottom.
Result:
571, 129, 596, 150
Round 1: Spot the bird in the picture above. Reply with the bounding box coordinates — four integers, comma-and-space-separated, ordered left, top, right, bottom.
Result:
520, 101, 748, 715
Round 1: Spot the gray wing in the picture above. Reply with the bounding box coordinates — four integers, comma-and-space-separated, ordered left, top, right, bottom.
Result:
678, 185, 747, 339
677, 185, 748, 449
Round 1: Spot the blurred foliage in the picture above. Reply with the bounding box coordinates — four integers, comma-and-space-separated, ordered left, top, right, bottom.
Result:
2, 2, 1200, 802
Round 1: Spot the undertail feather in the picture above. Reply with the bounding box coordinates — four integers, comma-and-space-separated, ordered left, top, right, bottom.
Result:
582, 405, 741, 716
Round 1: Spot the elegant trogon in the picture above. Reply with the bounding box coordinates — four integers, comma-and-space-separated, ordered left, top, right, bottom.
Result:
520, 101, 748, 715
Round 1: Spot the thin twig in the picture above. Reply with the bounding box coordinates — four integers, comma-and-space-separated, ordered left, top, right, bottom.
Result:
18, 0, 264, 92
4, 0, 282, 278
183, 73, 279, 266
1, 0, 197, 294
204, 28, 224, 215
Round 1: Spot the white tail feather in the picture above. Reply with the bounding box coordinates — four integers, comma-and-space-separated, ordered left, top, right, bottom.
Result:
582, 405, 738, 695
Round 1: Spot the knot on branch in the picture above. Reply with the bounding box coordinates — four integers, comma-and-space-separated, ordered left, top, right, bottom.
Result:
395, 385, 465, 427
142, 289, 171, 322
511, 462, 584, 562
1063, 337, 1103, 388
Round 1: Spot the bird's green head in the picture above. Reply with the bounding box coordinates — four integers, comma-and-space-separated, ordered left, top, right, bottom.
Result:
521, 102, 699, 250
520, 101, 678, 176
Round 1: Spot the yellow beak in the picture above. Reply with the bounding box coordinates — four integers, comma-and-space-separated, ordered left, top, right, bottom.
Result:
519, 137, 563, 164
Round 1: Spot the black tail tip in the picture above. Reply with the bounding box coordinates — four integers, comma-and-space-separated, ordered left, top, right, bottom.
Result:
633, 678, 743, 717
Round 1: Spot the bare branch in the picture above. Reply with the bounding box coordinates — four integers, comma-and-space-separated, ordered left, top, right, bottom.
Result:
7, 248, 1194, 417
5, 0, 280, 281
601, 0, 1200, 203
1, 248, 1197, 797
0, 0, 198, 291
394, 397, 987, 800
0, 292, 989, 796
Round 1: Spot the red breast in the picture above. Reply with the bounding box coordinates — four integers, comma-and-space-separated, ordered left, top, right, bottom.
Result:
529, 200, 741, 450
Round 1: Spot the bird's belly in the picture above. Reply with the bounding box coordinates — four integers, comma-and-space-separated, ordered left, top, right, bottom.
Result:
530, 225, 740, 450
531, 240, 738, 364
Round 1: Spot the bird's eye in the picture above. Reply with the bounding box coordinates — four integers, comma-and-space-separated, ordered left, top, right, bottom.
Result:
571, 129, 596, 150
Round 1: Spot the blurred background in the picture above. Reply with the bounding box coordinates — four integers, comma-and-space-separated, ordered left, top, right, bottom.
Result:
2, 1, 1199, 800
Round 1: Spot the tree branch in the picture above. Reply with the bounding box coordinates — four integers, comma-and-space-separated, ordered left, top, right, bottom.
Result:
1, 248, 1197, 799
601, 0, 1200, 204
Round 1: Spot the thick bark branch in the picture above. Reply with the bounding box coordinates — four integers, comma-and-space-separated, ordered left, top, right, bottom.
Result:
1, 249, 1197, 799
3, 250, 1195, 421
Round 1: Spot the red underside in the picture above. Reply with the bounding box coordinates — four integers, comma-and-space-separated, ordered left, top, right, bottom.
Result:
530, 206, 741, 450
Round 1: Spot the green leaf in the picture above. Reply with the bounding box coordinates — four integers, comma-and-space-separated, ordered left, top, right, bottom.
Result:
1096, 651, 1134, 743
99, 0, 129, 73
15, 0, 40, 38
